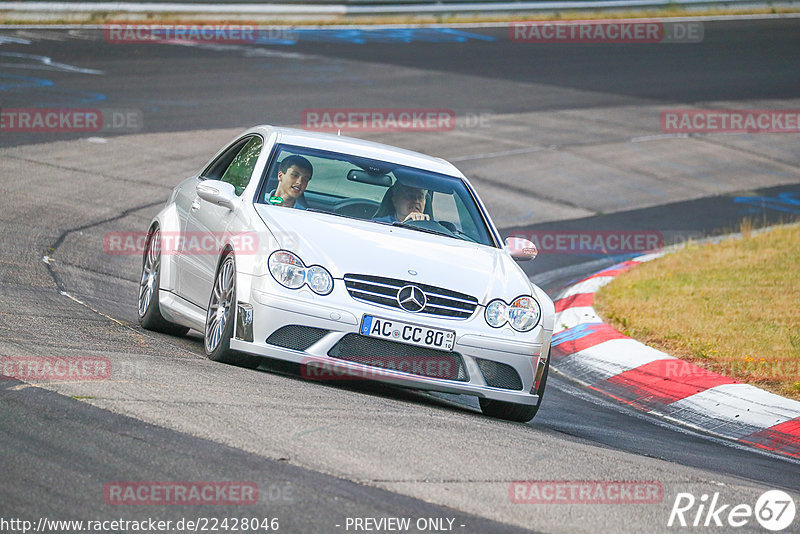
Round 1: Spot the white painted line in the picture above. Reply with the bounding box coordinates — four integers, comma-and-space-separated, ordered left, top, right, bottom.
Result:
0, 51, 102, 75
631, 133, 690, 143
167, 41, 316, 60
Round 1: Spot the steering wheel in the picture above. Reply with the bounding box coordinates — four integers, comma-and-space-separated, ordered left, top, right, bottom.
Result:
334, 199, 380, 219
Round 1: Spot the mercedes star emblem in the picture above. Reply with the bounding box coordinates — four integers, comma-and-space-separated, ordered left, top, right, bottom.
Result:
397, 285, 426, 312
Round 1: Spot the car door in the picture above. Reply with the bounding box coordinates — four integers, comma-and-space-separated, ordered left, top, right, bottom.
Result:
179, 135, 263, 309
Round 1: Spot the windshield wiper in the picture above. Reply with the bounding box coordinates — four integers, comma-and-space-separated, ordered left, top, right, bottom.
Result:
449, 229, 477, 243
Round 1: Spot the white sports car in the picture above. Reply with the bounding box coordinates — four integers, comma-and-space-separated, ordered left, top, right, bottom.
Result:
138, 126, 554, 422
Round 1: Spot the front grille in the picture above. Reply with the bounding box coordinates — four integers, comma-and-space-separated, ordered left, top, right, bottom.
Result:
475, 358, 523, 390
266, 325, 329, 351
328, 333, 468, 381
343, 274, 478, 319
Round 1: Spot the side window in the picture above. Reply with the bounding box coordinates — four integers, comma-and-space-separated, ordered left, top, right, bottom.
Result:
202, 139, 248, 180
220, 137, 263, 196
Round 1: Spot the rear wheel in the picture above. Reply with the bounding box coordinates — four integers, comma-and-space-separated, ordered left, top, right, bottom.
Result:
138, 227, 189, 336
204, 252, 259, 369
479, 355, 550, 423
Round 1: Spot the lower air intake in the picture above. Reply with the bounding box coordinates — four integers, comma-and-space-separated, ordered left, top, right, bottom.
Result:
266, 325, 329, 351
328, 334, 468, 381
475, 358, 523, 390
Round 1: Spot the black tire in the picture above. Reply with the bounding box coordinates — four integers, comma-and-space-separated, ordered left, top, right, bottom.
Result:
204, 251, 260, 369
138, 227, 190, 336
479, 355, 550, 423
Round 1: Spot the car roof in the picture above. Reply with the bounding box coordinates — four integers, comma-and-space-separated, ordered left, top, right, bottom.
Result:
245, 125, 465, 178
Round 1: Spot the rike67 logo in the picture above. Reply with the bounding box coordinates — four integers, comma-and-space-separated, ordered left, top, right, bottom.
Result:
668, 490, 796, 531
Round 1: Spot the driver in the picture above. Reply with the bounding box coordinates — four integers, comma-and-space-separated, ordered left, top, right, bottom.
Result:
268, 155, 313, 209
374, 182, 429, 223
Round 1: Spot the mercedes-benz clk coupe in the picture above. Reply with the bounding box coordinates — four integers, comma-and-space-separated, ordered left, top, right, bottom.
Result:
138, 126, 554, 422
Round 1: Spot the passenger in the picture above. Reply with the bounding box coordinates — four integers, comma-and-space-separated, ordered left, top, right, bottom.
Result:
268, 155, 313, 209
373, 182, 429, 223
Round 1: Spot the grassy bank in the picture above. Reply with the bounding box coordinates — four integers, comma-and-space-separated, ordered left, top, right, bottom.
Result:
595, 222, 800, 401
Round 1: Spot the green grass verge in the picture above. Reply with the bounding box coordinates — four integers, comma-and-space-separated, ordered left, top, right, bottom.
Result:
595, 222, 800, 401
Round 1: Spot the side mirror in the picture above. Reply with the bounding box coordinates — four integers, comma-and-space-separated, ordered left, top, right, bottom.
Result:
196, 180, 238, 210
506, 236, 538, 262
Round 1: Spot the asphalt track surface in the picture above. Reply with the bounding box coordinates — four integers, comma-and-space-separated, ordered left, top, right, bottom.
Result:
1, 18, 800, 534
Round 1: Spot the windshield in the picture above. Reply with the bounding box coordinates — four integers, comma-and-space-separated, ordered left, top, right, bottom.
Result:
257, 143, 496, 247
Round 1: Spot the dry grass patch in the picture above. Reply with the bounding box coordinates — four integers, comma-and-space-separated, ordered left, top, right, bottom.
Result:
595, 223, 800, 400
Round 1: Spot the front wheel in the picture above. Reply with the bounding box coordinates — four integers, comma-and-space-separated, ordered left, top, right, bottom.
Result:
138, 227, 189, 336
479, 355, 550, 423
204, 252, 259, 369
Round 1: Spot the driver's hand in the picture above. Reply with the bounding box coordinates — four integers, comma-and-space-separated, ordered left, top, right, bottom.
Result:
402, 212, 430, 222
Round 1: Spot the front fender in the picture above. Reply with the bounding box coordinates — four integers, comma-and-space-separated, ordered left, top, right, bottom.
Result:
531, 282, 555, 349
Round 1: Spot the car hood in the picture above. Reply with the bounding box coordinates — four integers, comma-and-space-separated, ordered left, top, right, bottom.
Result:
254, 205, 533, 305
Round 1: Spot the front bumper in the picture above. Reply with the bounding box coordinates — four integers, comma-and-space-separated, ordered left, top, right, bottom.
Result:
229, 277, 552, 405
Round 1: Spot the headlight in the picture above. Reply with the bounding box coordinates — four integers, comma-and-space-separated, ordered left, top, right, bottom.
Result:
484, 296, 540, 332
306, 265, 333, 295
269, 251, 305, 289
268, 251, 334, 295
508, 296, 540, 332
485, 299, 508, 328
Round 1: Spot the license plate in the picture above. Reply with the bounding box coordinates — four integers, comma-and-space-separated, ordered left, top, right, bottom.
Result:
360, 315, 455, 352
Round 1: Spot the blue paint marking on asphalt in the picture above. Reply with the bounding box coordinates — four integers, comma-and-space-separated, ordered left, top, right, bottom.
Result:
30, 91, 108, 107
0, 73, 54, 91
59, 91, 107, 104
254, 28, 496, 46
734, 192, 800, 215
0, 76, 106, 106
552, 322, 604, 346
